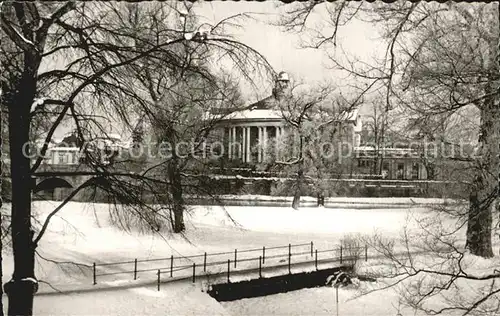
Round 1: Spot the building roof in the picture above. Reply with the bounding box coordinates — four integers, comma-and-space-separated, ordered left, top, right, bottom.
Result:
48, 147, 81, 151
207, 103, 362, 127
246, 95, 278, 110
338, 107, 359, 122
353, 146, 421, 158
224, 108, 284, 121
207, 69, 360, 126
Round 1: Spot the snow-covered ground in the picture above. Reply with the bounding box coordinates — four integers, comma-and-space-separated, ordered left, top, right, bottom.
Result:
0, 199, 476, 315
35, 283, 230, 316
221, 285, 425, 316
222, 252, 500, 316
213, 195, 458, 205
194, 194, 463, 209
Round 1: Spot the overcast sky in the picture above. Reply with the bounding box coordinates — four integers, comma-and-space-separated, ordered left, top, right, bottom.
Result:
54, 2, 385, 141
194, 1, 385, 106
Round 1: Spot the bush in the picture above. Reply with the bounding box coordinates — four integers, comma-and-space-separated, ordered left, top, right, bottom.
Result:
249, 180, 272, 195
270, 179, 292, 196
341, 233, 366, 271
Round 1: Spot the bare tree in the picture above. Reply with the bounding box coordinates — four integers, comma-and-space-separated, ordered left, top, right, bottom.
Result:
108, 3, 246, 233
140, 72, 243, 233
277, 0, 498, 258
0, 86, 4, 316
270, 80, 363, 209
0, 2, 273, 315
361, 95, 401, 177
277, 1, 500, 315
360, 213, 500, 316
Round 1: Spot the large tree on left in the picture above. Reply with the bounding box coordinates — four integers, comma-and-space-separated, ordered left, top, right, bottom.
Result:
0, 2, 272, 315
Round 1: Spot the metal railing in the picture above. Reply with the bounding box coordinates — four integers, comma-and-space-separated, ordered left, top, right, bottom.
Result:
91, 241, 370, 290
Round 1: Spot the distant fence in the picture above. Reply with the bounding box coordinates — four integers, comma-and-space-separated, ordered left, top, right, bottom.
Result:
92, 241, 369, 290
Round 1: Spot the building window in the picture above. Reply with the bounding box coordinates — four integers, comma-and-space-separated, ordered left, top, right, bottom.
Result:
358, 159, 374, 168
396, 163, 404, 179
382, 162, 390, 179
355, 134, 361, 147
411, 163, 419, 180
72, 152, 79, 164
58, 152, 67, 164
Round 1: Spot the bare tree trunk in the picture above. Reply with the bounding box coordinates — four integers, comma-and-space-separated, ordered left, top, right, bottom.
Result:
377, 110, 387, 177
425, 163, 436, 180
168, 155, 185, 233
291, 135, 305, 210
292, 167, 303, 210
466, 91, 498, 258
0, 85, 4, 316
3, 60, 38, 315
467, 175, 494, 257
422, 134, 437, 180
466, 17, 500, 254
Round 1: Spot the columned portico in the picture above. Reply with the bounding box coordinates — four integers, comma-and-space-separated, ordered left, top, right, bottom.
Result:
208, 71, 298, 164
263, 127, 268, 162
258, 127, 263, 163
228, 127, 232, 159
205, 71, 364, 172
224, 124, 284, 164
275, 126, 284, 161
245, 126, 251, 163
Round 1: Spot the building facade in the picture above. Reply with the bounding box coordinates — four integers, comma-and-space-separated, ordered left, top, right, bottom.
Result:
205, 71, 429, 180
33, 71, 439, 203
353, 147, 427, 180
207, 72, 363, 166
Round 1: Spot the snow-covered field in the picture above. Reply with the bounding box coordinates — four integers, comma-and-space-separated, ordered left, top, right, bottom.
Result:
0, 199, 475, 315
214, 195, 458, 206
221, 285, 425, 316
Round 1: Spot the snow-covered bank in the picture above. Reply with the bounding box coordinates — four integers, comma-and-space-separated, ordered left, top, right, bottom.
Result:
188, 195, 464, 208
221, 285, 425, 316
214, 195, 458, 205
1, 202, 442, 277
32, 283, 229, 316
192, 204, 430, 235
0, 200, 470, 315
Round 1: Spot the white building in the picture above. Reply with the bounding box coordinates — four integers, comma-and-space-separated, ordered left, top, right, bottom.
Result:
206, 71, 362, 164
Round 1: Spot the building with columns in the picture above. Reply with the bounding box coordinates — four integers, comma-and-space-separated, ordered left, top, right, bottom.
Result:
207, 71, 363, 165
216, 105, 289, 164
206, 72, 429, 181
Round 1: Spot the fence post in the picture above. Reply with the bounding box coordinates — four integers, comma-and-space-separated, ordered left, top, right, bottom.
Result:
262, 246, 266, 264
259, 256, 262, 278
204, 252, 207, 272
170, 255, 173, 277
157, 269, 160, 291
365, 244, 368, 261
227, 259, 230, 283
315, 249, 318, 270
288, 247, 291, 274
340, 246, 343, 264
336, 286, 339, 316
310, 241, 314, 257
288, 243, 291, 258
192, 263, 196, 283
234, 249, 237, 268
93, 262, 96, 285
134, 258, 137, 280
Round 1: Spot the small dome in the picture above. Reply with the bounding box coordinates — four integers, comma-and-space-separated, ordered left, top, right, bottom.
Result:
277, 71, 289, 82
